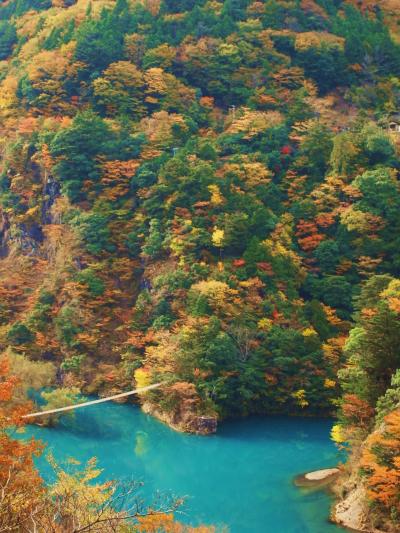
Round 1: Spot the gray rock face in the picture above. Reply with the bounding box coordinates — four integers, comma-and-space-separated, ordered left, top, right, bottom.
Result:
195, 415, 218, 434
41, 176, 60, 224
333, 486, 368, 532
0, 211, 10, 257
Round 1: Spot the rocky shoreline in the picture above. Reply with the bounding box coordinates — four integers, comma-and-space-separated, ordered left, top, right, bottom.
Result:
333, 485, 369, 532
295, 468, 366, 532
141, 405, 373, 531
141, 401, 218, 435
138, 395, 393, 533
296, 468, 390, 533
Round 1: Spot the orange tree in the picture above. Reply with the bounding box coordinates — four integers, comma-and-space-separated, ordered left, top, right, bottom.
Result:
0, 358, 45, 530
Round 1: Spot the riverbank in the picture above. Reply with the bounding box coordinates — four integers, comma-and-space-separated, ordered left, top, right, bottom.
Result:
297, 467, 390, 533
332, 486, 368, 532
331, 473, 392, 533
295, 468, 366, 533
141, 400, 218, 434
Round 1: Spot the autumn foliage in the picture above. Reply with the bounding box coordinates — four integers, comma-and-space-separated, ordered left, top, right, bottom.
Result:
360, 409, 400, 516
0, 0, 400, 527
0, 358, 44, 530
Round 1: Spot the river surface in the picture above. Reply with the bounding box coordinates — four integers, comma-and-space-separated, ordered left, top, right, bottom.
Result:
23, 402, 345, 533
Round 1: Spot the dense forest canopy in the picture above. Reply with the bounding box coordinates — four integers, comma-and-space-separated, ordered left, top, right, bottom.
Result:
0, 0, 400, 530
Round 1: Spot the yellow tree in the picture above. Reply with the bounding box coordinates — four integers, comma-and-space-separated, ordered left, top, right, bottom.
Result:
93, 61, 145, 117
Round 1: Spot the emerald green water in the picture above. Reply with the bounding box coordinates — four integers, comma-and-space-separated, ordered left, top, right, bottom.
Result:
23, 403, 345, 532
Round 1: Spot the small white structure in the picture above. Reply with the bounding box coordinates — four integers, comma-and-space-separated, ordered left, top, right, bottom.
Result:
388, 114, 400, 133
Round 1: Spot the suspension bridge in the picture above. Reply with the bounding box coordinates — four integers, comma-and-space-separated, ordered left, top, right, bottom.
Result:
22, 382, 163, 419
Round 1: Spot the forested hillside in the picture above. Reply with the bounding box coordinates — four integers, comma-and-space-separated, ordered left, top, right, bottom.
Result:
1, 0, 400, 529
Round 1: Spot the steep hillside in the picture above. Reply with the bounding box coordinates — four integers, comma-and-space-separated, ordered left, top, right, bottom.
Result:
1, 0, 400, 526
332, 275, 400, 532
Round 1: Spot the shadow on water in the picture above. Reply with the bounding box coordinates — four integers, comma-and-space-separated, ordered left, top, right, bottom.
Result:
57, 407, 128, 440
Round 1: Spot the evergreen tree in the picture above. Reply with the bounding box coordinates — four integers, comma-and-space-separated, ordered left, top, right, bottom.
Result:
0, 21, 17, 60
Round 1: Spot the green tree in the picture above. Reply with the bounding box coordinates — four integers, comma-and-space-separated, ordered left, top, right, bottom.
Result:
142, 219, 164, 259
40, 387, 82, 426
74, 13, 125, 73
71, 211, 115, 256
93, 61, 145, 118
50, 111, 110, 202
7, 322, 35, 346
0, 21, 17, 60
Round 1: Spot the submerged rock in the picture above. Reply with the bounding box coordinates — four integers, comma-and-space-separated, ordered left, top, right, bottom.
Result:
305, 468, 339, 481
295, 467, 340, 488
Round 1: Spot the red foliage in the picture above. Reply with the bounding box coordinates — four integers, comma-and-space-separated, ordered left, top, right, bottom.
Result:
0, 359, 44, 527
296, 219, 325, 252
256, 262, 274, 275
280, 145, 292, 155
341, 394, 375, 428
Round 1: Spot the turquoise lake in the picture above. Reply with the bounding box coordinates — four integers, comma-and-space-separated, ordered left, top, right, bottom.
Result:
23, 403, 345, 533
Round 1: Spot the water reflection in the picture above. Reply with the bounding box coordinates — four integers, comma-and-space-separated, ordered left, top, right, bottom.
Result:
23, 403, 345, 533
